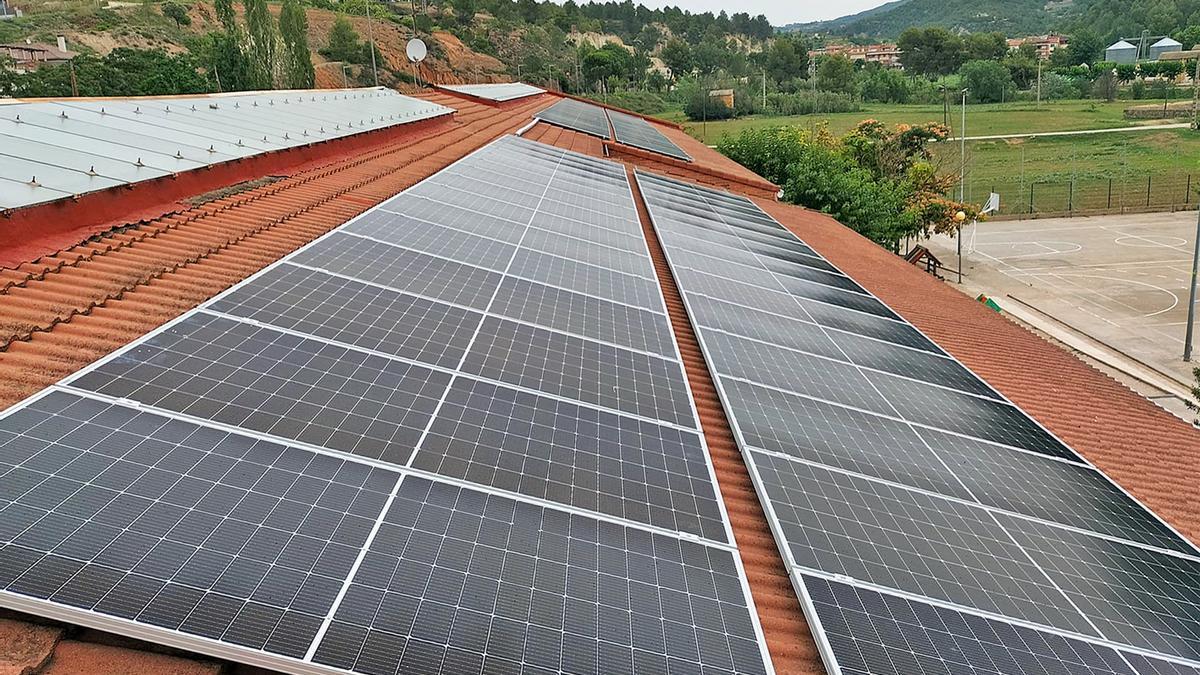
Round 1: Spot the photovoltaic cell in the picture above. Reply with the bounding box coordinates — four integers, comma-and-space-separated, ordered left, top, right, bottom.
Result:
489, 277, 676, 356
608, 110, 691, 162
533, 98, 612, 139
506, 247, 664, 311
461, 316, 695, 428
1000, 513, 1200, 661
70, 312, 450, 464
292, 232, 501, 311
748, 451, 1098, 637
803, 575, 1185, 675
209, 263, 483, 369
311, 476, 767, 675
342, 212, 517, 271
0, 391, 398, 658
411, 378, 727, 542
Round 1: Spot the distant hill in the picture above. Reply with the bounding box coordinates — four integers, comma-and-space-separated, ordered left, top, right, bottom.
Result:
784, 0, 1075, 38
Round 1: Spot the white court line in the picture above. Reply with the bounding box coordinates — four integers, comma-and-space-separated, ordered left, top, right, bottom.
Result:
1036, 272, 1180, 318
1107, 228, 1193, 254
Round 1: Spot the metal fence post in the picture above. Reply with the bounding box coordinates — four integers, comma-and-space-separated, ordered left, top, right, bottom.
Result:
1147, 176, 1153, 208
1069, 181, 1074, 213
1188, 175, 1193, 205
1107, 178, 1113, 209
1030, 183, 1035, 214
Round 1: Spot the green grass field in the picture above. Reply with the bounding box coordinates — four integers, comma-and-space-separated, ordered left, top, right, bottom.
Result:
675, 100, 1171, 145
677, 100, 1199, 215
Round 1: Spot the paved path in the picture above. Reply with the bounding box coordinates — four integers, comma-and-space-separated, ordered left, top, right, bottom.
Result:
951, 122, 1191, 142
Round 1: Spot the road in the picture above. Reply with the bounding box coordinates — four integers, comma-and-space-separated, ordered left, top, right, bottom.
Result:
950, 122, 1191, 142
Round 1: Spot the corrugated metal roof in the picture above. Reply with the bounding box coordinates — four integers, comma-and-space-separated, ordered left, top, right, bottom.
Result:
440, 82, 544, 101
0, 87, 453, 210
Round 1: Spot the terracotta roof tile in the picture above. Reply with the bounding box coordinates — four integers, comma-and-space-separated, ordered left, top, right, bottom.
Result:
0, 617, 61, 675
40, 642, 220, 675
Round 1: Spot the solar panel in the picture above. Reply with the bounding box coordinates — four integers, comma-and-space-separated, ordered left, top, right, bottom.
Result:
637, 168, 1200, 672
440, 82, 545, 102
0, 136, 772, 675
607, 110, 692, 162
533, 98, 612, 139
803, 575, 1200, 675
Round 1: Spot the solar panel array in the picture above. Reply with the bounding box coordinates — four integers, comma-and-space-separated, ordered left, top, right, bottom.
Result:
441, 83, 545, 102
532, 98, 691, 162
0, 88, 452, 210
636, 169, 1200, 674
608, 111, 691, 162
533, 98, 611, 140
0, 136, 773, 675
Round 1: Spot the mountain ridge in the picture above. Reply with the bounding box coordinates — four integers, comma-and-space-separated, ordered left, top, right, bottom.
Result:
783, 0, 1075, 38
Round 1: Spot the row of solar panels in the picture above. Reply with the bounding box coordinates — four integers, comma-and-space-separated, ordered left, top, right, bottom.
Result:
0, 89, 451, 210
534, 98, 692, 162
0, 136, 772, 675
637, 170, 1200, 674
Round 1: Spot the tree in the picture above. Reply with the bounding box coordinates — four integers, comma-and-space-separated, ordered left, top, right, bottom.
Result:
242, 0, 277, 88
960, 59, 1014, 102
963, 32, 1008, 61
691, 37, 726, 74
898, 27, 964, 77
659, 38, 692, 78
322, 15, 365, 64
452, 0, 476, 25
816, 55, 855, 95
1065, 29, 1104, 66
214, 0, 237, 33
162, 1, 191, 27
279, 0, 314, 88
765, 34, 808, 86
860, 66, 911, 103
1003, 54, 1037, 89
1177, 26, 1200, 50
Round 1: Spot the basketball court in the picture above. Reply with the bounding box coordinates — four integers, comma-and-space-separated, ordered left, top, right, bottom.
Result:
925, 210, 1200, 404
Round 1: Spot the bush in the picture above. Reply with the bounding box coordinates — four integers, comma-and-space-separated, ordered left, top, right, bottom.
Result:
764, 90, 859, 116
683, 90, 733, 121
603, 90, 669, 116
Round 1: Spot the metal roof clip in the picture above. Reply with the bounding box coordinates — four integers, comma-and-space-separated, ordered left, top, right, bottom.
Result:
99, 108, 105, 115
134, 106, 141, 114
174, 150, 184, 159
191, 104, 197, 112
28, 175, 37, 186
59, 110, 68, 119
13, 114, 20, 123
208, 145, 216, 153
236, 139, 244, 147
209, 103, 219, 110
253, 101, 258, 107
165, 105, 170, 113
134, 158, 145, 167
86, 166, 97, 176
283, 133, 289, 140
262, 135, 268, 142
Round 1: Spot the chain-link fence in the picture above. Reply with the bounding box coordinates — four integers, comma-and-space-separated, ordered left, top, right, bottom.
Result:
963, 174, 1198, 217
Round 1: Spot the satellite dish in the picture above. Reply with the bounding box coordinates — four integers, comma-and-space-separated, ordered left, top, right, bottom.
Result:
406, 38, 427, 64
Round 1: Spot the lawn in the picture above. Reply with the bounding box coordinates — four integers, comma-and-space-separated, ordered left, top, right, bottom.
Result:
677, 100, 1173, 145
946, 128, 1200, 214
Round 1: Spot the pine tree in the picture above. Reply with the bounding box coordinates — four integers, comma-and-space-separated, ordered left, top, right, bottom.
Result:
279, 0, 315, 88
214, 0, 236, 33
243, 0, 277, 89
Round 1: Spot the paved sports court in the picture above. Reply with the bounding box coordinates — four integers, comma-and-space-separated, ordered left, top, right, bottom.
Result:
927, 210, 1199, 390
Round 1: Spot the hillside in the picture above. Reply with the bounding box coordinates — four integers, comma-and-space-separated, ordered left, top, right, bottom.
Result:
786, 0, 1071, 38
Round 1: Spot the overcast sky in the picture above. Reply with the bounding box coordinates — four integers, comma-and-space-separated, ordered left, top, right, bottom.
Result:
627, 0, 891, 27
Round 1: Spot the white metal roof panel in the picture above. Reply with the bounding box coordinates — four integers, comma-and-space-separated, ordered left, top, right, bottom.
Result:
0, 87, 453, 210
441, 82, 544, 102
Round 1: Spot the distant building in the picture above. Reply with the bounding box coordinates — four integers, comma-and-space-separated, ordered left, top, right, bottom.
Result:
0, 37, 75, 72
1148, 37, 1183, 61
809, 43, 903, 69
708, 89, 734, 109
1006, 35, 1068, 61
0, 0, 19, 19
1106, 40, 1138, 64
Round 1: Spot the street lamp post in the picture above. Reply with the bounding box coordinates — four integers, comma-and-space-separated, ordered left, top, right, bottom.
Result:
955, 210, 967, 284
957, 89, 969, 285
1185, 204, 1200, 361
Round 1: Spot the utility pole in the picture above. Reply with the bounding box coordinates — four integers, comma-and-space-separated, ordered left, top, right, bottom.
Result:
762, 69, 766, 110
69, 59, 78, 97
366, 0, 379, 86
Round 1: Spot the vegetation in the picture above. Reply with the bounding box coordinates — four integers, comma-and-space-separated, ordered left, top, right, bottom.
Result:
719, 121, 977, 251
785, 0, 1063, 38
0, 48, 209, 96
